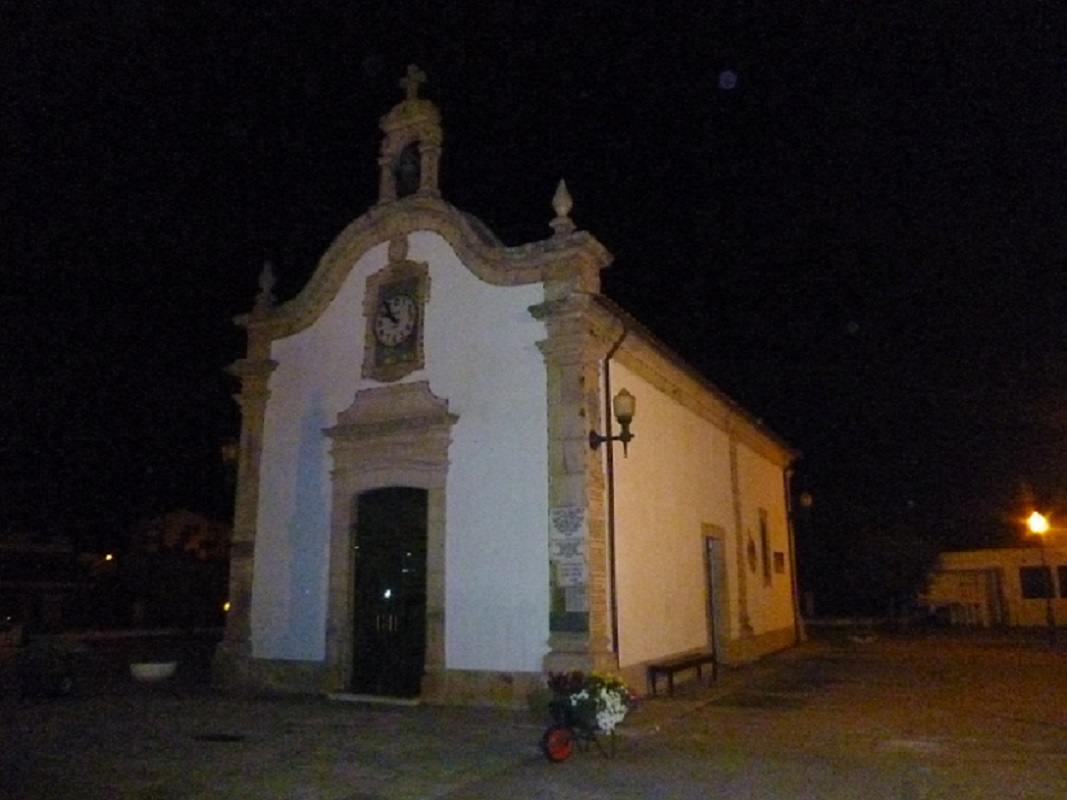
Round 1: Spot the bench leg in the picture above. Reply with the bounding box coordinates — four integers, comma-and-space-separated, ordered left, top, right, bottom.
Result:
649, 671, 664, 697
648, 659, 716, 697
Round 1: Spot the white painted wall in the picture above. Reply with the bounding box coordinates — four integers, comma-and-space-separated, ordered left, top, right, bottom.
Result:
734, 443, 793, 633
253, 244, 386, 661
609, 360, 793, 667
609, 363, 734, 666
252, 231, 549, 671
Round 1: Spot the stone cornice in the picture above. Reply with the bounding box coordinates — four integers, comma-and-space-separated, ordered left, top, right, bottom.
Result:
588, 296, 797, 468
531, 294, 627, 363
236, 196, 612, 342
226, 357, 278, 382
325, 381, 457, 442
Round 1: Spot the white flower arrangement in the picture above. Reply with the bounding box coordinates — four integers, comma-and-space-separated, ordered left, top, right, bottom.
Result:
548, 671, 637, 733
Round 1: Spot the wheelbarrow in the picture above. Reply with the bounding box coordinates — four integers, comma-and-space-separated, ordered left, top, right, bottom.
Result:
539, 697, 616, 762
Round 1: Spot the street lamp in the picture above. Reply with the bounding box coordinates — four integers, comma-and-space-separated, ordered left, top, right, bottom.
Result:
1027, 511, 1056, 643
589, 389, 637, 457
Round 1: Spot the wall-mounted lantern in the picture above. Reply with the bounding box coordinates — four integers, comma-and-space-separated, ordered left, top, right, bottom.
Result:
589, 388, 637, 457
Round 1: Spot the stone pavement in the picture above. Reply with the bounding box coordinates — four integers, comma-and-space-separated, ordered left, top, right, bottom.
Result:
3, 630, 1067, 798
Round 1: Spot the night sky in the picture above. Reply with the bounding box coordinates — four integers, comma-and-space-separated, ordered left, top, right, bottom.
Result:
4, 2, 1067, 585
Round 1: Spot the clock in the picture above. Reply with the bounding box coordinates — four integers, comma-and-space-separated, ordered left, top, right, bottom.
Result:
362, 249, 429, 382
374, 294, 418, 346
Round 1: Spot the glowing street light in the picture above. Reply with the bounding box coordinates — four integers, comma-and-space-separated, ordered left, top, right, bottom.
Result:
1027, 512, 1056, 643
1028, 511, 1049, 535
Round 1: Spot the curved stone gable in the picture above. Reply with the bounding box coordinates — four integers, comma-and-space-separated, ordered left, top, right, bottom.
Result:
245, 195, 611, 340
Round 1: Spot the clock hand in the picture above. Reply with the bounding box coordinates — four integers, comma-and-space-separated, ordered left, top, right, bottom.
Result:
380, 301, 398, 323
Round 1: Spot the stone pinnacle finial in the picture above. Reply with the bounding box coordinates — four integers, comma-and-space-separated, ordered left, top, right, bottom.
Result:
254, 260, 276, 312
400, 64, 427, 101
550, 179, 576, 237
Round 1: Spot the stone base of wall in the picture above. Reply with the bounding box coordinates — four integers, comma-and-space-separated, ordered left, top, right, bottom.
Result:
616, 625, 801, 697
215, 626, 797, 702
617, 661, 651, 696
423, 667, 544, 710
214, 646, 545, 711
212, 643, 328, 695
719, 623, 798, 666
211, 639, 252, 690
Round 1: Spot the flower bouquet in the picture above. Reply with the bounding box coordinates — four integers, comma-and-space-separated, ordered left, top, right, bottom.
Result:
545, 670, 638, 734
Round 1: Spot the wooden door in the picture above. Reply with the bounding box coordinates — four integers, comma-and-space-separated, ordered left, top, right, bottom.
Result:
351, 487, 427, 697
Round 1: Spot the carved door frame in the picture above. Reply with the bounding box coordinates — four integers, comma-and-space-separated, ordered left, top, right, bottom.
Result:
324, 382, 455, 697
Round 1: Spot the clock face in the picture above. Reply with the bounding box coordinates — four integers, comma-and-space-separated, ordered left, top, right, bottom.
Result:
374, 293, 418, 347
362, 264, 427, 382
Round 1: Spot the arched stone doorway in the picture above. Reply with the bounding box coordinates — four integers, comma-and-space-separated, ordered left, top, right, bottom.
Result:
324, 382, 455, 699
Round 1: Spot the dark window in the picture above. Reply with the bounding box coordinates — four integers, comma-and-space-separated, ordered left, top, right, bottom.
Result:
394, 142, 421, 198
1058, 566, 1067, 599
1020, 566, 1052, 599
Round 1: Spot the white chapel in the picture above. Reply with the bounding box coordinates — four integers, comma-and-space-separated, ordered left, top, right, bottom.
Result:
213, 66, 801, 705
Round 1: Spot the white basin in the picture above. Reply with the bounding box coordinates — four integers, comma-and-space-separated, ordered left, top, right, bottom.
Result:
130, 661, 177, 682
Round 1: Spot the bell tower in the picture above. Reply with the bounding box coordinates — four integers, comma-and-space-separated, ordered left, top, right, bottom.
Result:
377, 65, 442, 203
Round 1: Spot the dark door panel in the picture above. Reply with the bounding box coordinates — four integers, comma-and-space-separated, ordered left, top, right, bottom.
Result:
352, 487, 428, 697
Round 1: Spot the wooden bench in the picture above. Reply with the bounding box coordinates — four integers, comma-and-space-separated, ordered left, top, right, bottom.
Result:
646, 651, 717, 697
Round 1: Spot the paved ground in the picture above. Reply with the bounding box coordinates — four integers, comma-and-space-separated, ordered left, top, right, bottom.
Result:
2, 629, 1067, 798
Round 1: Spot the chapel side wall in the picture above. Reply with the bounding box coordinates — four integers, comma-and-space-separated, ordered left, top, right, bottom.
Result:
250, 232, 550, 674
734, 442, 795, 640
609, 363, 735, 667
609, 358, 797, 672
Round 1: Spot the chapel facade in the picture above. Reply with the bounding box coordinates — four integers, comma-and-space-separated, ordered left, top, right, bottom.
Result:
213, 66, 801, 705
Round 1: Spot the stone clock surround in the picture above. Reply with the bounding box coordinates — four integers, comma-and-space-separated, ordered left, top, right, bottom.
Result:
361, 237, 430, 383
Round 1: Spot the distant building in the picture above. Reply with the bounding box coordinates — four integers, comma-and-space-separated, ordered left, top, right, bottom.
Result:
125, 510, 231, 629
130, 509, 231, 561
920, 547, 1067, 627
215, 66, 801, 704
0, 538, 97, 633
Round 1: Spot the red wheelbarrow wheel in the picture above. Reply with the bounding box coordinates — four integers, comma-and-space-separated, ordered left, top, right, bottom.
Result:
540, 724, 575, 762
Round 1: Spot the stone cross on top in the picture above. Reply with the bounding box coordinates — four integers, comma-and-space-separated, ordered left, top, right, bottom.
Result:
400, 64, 426, 101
